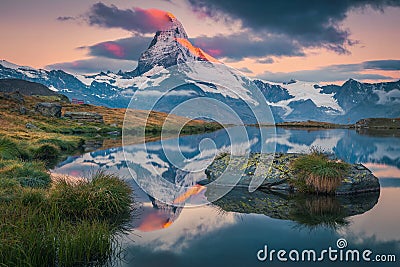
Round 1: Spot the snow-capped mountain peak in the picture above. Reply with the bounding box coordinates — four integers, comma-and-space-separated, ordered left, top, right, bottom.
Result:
135, 14, 218, 75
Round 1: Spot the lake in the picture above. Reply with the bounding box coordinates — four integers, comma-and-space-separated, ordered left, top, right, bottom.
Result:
53, 127, 400, 266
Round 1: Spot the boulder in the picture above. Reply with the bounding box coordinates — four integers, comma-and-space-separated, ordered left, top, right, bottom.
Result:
26, 122, 38, 129
35, 102, 62, 118
64, 112, 104, 123
205, 153, 380, 195
19, 106, 27, 115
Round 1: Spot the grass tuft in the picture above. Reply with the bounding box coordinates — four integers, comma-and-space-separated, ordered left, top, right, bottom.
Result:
290, 148, 349, 194
50, 170, 132, 221
0, 137, 22, 160
0, 171, 133, 267
33, 144, 60, 167
0, 160, 51, 188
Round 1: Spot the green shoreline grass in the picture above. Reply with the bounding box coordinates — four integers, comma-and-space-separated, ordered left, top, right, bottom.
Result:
0, 137, 133, 267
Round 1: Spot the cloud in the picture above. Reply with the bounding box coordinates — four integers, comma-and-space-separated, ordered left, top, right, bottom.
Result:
237, 67, 253, 74
257, 60, 399, 83
191, 33, 305, 59
46, 57, 137, 74
85, 2, 175, 34
81, 36, 152, 60
56, 16, 75, 21
187, 0, 400, 54
256, 58, 274, 64
363, 60, 400, 70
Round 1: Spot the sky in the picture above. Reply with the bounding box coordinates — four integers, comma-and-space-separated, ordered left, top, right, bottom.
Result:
1, 0, 400, 84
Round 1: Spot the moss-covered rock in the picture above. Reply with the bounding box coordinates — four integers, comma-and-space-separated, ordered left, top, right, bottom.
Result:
205, 153, 380, 195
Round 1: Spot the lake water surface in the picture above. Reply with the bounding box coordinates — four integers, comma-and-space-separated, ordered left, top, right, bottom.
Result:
53, 127, 400, 266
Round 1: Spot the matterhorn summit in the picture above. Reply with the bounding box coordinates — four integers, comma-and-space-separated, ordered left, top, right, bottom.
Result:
135, 13, 218, 75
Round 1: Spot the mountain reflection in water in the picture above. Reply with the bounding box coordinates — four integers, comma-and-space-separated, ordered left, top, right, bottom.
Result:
52, 127, 400, 267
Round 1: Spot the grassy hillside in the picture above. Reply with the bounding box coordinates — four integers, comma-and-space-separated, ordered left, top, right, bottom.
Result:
0, 92, 221, 150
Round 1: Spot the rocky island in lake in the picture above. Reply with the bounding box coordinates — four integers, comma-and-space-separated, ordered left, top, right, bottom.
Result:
205, 152, 380, 227
205, 152, 380, 195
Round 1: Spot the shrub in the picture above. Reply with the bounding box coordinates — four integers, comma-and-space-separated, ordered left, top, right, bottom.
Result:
290, 151, 349, 194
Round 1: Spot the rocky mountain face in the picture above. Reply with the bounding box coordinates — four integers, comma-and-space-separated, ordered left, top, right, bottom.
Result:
132, 13, 217, 76
1, 14, 399, 123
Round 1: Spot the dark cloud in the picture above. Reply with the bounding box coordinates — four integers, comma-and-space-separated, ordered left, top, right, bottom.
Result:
191, 33, 305, 59
237, 67, 253, 74
363, 60, 400, 70
257, 60, 398, 83
85, 2, 174, 34
187, 0, 400, 54
81, 36, 152, 60
56, 16, 75, 21
256, 58, 274, 64
46, 57, 137, 74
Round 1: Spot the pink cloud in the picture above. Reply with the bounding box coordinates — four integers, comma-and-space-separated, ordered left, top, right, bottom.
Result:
101, 42, 125, 58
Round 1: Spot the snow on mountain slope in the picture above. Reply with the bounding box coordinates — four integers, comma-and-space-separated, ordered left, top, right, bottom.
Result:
283, 81, 343, 111
135, 12, 219, 75
259, 80, 343, 113
0, 60, 48, 80
75, 74, 94, 86
183, 62, 258, 105
75, 66, 171, 90
0, 60, 33, 70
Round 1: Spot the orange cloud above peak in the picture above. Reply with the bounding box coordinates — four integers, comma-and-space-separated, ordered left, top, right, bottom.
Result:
134, 7, 175, 31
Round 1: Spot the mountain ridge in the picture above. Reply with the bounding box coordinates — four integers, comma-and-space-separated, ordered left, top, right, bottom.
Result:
0, 15, 399, 123
1, 58, 399, 123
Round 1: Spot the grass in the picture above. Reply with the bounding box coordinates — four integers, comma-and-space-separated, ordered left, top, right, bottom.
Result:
0, 136, 30, 160
0, 134, 134, 266
50, 171, 132, 221
0, 160, 51, 189
0, 171, 132, 267
33, 144, 60, 167
290, 148, 350, 194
